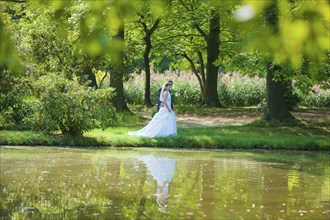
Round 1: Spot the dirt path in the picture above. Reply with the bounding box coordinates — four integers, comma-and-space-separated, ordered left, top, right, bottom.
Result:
138, 108, 330, 128
176, 113, 258, 127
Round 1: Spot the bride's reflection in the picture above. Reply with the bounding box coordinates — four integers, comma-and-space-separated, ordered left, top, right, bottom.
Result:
140, 155, 176, 212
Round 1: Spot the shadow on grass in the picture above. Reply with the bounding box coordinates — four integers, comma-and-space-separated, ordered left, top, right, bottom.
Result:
52, 134, 106, 148
249, 118, 329, 136
124, 118, 330, 151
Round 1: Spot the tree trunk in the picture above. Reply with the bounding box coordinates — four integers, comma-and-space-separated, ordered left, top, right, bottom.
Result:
203, 10, 221, 107
110, 23, 129, 112
182, 52, 204, 102
264, 64, 294, 120
197, 51, 206, 104
140, 18, 160, 107
83, 65, 98, 89
263, 0, 294, 121
143, 35, 153, 107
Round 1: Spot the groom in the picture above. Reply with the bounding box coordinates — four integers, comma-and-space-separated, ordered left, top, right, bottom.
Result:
156, 80, 174, 112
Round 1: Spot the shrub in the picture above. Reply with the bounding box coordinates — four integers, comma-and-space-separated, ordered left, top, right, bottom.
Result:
32, 73, 115, 136
124, 71, 329, 108
0, 91, 37, 127
6, 101, 37, 124
124, 72, 203, 105
299, 91, 330, 108
124, 79, 144, 104
173, 81, 201, 105
218, 72, 265, 107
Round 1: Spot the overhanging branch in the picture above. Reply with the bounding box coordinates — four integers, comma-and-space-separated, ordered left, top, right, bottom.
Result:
194, 24, 207, 40
1, 0, 27, 3
159, 33, 202, 41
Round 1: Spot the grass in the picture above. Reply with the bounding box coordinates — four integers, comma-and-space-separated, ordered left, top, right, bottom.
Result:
0, 106, 329, 150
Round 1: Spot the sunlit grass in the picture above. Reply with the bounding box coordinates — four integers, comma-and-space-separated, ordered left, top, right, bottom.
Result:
1, 122, 328, 150
1, 106, 329, 150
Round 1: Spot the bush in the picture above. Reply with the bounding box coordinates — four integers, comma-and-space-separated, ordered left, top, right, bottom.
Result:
124, 79, 144, 104
32, 73, 115, 135
218, 72, 265, 107
299, 91, 330, 108
172, 81, 201, 105
125, 71, 266, 107
6, 101, 37, 124
0, 91, 37, 127
124, 71, 329, 108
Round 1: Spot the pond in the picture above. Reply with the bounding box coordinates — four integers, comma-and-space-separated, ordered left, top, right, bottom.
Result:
0, 146, 329, 220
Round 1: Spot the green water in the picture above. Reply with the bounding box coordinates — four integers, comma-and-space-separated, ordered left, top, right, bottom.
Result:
0, 146, 329, 220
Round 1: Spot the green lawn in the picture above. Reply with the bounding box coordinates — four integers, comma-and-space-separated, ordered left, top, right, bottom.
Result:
0, 123, 329, 150
0, 106, 329, 150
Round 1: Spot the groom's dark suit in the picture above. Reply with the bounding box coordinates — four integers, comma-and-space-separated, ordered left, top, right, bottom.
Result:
156, 88, 174, 112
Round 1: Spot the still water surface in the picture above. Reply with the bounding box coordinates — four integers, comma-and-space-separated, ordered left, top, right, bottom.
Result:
0, 146, 329, 220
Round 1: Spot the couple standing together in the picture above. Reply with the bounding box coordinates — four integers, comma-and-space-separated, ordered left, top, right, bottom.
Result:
129, 80, 177, 138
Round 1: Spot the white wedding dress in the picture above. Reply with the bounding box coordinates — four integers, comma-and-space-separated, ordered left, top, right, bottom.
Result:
140, 155, 176, 209
129, 91, 177, 138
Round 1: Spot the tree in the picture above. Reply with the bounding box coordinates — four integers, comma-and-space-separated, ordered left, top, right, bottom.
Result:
234, 0, 329, 121
203, 8, 221, 106
110, 19, 130, 111
124, 0, 165, 107
152, 0, 208, 103
139, 15, 160, 107
155, 0, 240, 107
168, 0, 221, 106
130, 1, 162, 107
0, 1, 120, 128
263, 1, 294, 120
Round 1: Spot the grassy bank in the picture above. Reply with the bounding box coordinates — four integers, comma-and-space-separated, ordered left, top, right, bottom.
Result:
0, 121, 329, 150
1, 106, 329, 150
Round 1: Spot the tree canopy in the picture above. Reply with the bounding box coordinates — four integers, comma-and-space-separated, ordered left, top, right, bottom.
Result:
0, 0, 329, 130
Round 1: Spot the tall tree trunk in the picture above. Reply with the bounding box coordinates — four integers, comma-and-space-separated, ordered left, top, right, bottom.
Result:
264, 0, 293, 121
264, 64, 294, 120
143, 37, 152, 107
83, 65, 98, 89
204, 10, 221, 107
182, 52, 204, 102
110, 22, 129, 112
140, 18, 160, 107
197, 51, 206, 97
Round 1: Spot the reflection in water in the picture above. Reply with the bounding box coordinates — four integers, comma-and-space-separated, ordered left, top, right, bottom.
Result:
140, 155, 176, 213
0, 147, 329, 219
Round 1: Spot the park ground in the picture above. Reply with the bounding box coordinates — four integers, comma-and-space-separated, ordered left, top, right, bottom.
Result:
1, 107, 329, 150
134, 106, 330, 127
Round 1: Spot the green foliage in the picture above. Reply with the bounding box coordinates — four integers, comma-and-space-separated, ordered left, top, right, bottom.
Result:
32, 73, 115, 135
173, 81, 201, 105
0, 20, 20, 70
3, 100, 37, 125
298, 90, 330, 108
0, 66, 36, 126
235, 0, 329, 79
0, 67, 20, 111
284, 82, 300, 110
0, 0, 329, 128
218, 73, 266, 107
125, 72, 329, 108
125, 72, 266, 107
124, 80, 145, 105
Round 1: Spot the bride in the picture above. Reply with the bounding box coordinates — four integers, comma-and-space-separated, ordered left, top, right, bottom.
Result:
128, 82, 177, 138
